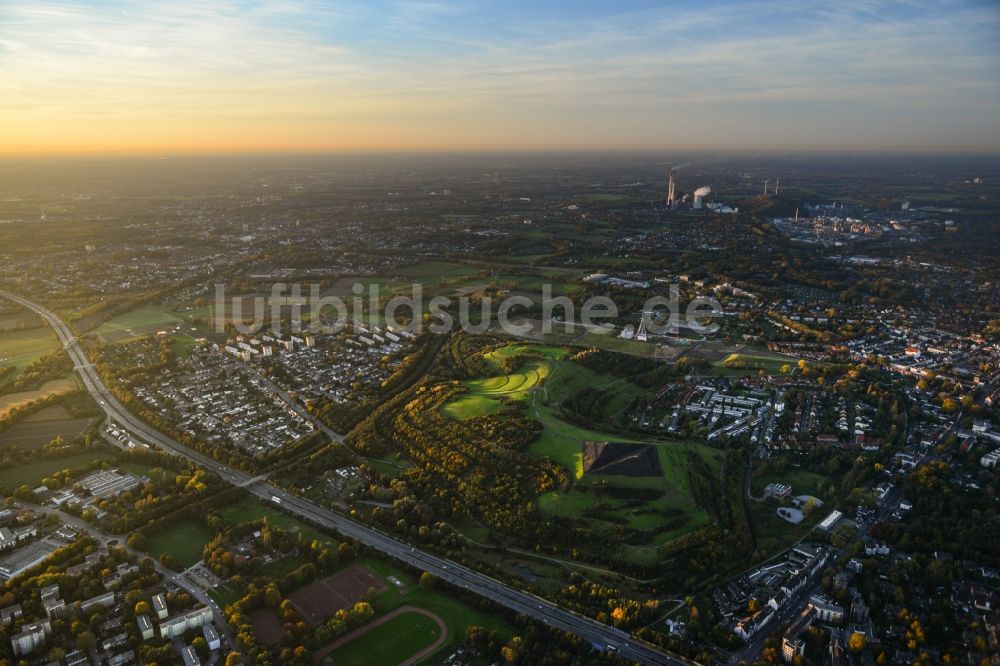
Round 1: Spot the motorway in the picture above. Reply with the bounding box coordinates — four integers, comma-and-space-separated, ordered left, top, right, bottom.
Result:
1, 291, 691, 666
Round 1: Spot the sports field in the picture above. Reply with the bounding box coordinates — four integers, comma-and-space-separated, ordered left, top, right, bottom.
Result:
713, 352, 799, 377
208, 581, 246, 609
290, 565, 385, 624
311, 556, 511, 664
324, 608, 444, 666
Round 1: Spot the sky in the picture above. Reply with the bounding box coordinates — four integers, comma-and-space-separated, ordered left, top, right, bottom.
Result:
0, 0, 998, 155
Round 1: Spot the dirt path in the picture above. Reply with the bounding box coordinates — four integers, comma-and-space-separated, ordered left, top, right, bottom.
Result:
313, 605, 448, 666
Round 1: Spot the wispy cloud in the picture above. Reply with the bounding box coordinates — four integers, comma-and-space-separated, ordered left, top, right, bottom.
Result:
0, 0, 997, 152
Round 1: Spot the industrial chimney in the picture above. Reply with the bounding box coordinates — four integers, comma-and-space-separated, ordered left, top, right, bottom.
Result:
693, 186, 711, 209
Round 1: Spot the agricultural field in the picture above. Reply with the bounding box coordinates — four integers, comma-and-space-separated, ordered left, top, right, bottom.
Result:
0, 307, 41, 332
0, 450, 112, 492
0, 404, 94, 449
0, 326, 60, 377
0, 377, 79, 421
394, 260, 481, 279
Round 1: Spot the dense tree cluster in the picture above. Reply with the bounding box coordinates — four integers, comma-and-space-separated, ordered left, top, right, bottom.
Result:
875, 461, 1000, 567
350, 381, 567, 535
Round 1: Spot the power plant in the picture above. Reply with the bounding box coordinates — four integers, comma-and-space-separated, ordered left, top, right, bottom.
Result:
663, 165, 735, 214
692, 186, 711, 209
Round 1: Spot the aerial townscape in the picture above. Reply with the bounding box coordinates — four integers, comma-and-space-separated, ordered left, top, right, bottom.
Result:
1, 1, 998, 666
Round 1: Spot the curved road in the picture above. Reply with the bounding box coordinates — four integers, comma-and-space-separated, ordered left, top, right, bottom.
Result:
1, 290, 692, 666
17, 501, 233, 650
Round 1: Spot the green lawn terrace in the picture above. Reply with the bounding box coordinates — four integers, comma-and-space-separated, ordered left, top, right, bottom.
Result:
537, 441, 721, 561
440, 342, 724, 562
439, 344, 561, 420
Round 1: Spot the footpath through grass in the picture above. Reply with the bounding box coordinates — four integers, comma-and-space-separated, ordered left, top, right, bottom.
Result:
439, 342, 724, 563
440, 345, 566, 420
145, 518, 213, 569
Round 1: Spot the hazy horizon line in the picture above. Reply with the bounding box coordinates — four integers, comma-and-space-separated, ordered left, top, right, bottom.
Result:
2, 146, 999, 160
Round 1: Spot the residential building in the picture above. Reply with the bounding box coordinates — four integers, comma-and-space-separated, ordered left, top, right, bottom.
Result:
10, 620, 51, 657
809, 594, 845, 623
181, 644, 201, 666
0, 604, 22, 626
160, 606, 213, 639
136, 615, 154, 641
202, 623, 221, 651
152, 592, 168, 619
781, 636, 804, 663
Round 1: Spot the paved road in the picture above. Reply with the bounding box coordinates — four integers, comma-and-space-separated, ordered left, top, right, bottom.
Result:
1, 291, 691, 666
256, 373, 343, 442
17, 501, 233, 649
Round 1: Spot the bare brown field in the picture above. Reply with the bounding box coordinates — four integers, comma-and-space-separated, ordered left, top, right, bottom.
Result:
289, 565, 385, 625
0, 377, 78, 420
